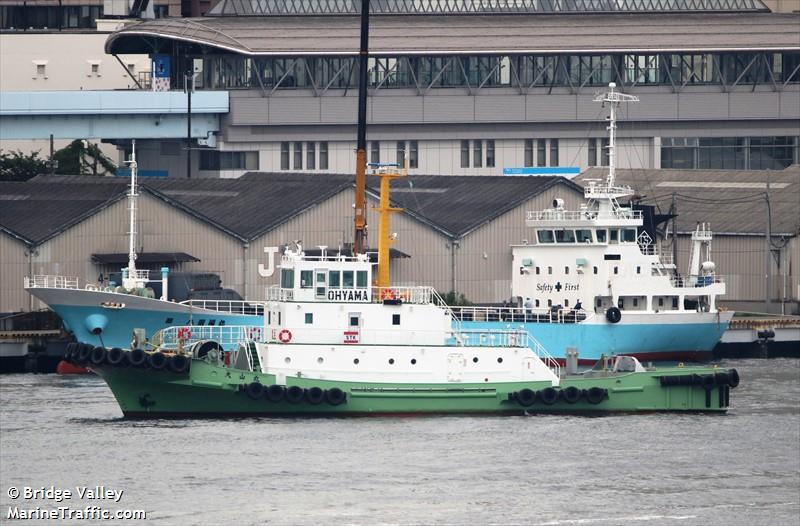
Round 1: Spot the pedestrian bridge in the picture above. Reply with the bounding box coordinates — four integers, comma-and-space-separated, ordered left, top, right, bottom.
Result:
0, 90, 228, 144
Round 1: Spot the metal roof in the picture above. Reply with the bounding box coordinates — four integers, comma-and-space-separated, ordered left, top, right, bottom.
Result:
105, 12, 800, 56
90, 252, 201, 264
576, 165, 800, 236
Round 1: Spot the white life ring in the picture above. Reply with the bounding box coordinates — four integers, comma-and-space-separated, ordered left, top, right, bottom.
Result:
248, 327, 263, 341
278, 329, 292, 344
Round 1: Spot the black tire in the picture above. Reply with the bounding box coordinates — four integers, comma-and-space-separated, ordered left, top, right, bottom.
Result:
148, 352, 168, 370
107, 347, 125, 366
285, 385, 305, 404
325, 387, 346, 406
246, 382, 264, 400
560, 386, 581, 404
128, 348, 147, 368
77, 344, 93, 364
539, 387, 559, 405
516, 388, 536, 407
727, 369, 740, 388
605, 307, 622, 324
306, 386, 325, 405
64, 342, 78, 363
89, 346, 107, 366
586, 387, 607, 404
266, 384, 285, 402
167, 354, 190, 374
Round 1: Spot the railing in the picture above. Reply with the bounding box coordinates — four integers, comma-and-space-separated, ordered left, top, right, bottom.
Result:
127, 269, 150, 281
451, 306, 587, 324
669, 275, 725, 288
450, 329, 559, 377
526, 209, 642, 222
180, 299, 265, 316
155, 324, 255, 352
24, 275, 80, 289
525, 332, 561, 378
583, 184, 635, 200
372, 286, 435, 305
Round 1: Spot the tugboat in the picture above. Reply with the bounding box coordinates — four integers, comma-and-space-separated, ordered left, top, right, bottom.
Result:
62, 168, 740, 417
457, 84, 733, 363
24, 142, 263, 350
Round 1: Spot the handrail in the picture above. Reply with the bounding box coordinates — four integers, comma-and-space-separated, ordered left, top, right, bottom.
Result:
24, 275, 80, 289
179, 299, 265, 315
525, 332, 561, 378
526, 209, 642, 221
156, 324, 255, 352
670, 275, 725, 288
451, 306, 587, 324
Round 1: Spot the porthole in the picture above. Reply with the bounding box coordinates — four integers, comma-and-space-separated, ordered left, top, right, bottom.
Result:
284, 357, 291, 364
354, 358, 360, 364
389, 358, 395, 365
472, 357, 479, 363
497, 357, 503, 363
411, 358, 417, 365
317, 357, 324, 364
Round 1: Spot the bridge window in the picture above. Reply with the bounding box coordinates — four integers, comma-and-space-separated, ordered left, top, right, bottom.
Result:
623, 229, 637, 243
280, 269, 294, 288
300, 270, 313, 288
610, 230, 619, 244
537, 230, 555, 244
343, 271, 354, 288
357, 271, 368, 288
555, 229, 576, 243
596, 229, 607, 243
576, 229, 592, 243
659, 297, 664, 307
329, 271, 340, 287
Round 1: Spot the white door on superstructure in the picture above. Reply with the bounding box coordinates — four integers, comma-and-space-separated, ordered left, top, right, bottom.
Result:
314, 269, 327, 299
447, 353, 465, 382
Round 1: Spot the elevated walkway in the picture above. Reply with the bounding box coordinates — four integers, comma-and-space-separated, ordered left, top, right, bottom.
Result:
0, 90, 228, 142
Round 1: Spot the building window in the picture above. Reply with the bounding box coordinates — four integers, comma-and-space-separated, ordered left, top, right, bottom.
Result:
537, 139, 546, 167
409, 140, 418, 168
660, 136, 799, 170
460, 140, 470, 168
588, 139, 597, 167
293, 142, 303, 170
199, 151, 258, 171
280, 142, 290, 170
397, 141, 406, 168
306, 141, 316, 170
524, 139, 533, 167
370, 141, 380, 164
486, 140, 495, 168
319, 142, 329, 170
550, 139, 559, 166
473, 140, 483, 167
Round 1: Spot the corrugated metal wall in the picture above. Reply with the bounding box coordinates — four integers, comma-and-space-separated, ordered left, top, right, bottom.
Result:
0, 232, 31, 313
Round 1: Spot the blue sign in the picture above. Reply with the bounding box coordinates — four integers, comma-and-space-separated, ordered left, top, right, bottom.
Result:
116, 168, 169, 178
503, 167, 581, 177
152, 54, 171, 78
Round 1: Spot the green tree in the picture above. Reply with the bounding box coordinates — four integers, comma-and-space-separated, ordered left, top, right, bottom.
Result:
0, 149, 48, 181
441, 291, 472, 306
53, 140, 117, 176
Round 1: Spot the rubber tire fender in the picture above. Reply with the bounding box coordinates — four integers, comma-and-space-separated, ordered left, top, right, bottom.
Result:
64, 342, 78, 363
586, 386, 607, 404
727, 369, 740, 388
77, 344, 93, 364
246, 382, 265, 400
285, 385, 305, 404
325, 387, 346, 406
167, 354, 190, 374
539, 387, 559, 405
128, 348, 147, 368
106, 347, 125, 366
89, 346, 107, 366
560, 385, 581, 404
305, 386, 325, 405
605, 307, 622, 324
147, 352, 168, 370
516, 388, 536, 407
265, 384, 285, 402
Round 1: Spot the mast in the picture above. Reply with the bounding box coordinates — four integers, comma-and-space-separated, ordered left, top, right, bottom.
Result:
353, 0, 370, 255
123, 140, 139, 290
593, 82, 638, 191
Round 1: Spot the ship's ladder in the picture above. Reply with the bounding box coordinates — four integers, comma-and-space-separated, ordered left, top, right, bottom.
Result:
245, 341, 261, 372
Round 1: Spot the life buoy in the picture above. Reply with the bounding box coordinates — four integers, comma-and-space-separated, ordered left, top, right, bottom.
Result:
380, 288, 398, 301
278, 329, 293, 344
177, 327, 192, 340
606, 307, 622, 324
248, 327, 263, 341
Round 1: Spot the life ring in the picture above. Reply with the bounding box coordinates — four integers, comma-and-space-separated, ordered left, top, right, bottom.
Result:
177, 327, 192, 340
539, 387, 559, 405
305, 386, 325, 405
516, 388, 536, 407
248, 327, 263, 341
278, 329, 293, 344
605, 307, 622, 324
560, 386, 581, 404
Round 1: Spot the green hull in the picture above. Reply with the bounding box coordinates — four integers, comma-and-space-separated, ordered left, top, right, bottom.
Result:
91, 359, 738, 418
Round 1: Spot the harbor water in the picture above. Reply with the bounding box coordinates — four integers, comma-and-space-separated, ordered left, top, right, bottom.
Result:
1, 359, 798, 526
